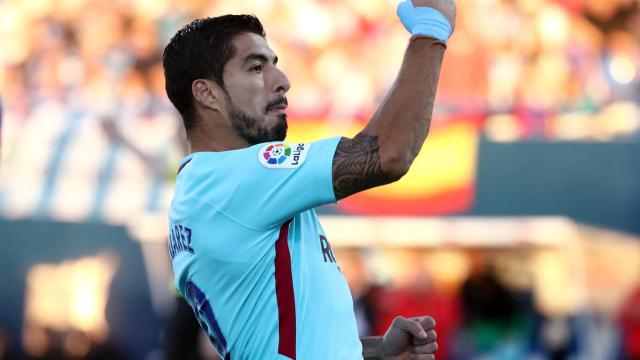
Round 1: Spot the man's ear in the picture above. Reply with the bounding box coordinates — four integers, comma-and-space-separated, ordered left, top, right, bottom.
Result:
192, 79, 224, 112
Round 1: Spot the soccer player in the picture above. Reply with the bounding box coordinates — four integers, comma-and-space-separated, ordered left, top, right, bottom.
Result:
163, 0, 456, 358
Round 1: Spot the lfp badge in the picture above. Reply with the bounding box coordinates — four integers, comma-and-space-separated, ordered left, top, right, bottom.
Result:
263, 143, 291, 165
258, 142, 310, 169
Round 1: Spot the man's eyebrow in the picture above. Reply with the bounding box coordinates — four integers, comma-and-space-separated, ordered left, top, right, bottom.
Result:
243, 53, 278, 65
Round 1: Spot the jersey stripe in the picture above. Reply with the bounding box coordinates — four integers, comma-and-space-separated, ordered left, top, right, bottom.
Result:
274, 219, 296, 359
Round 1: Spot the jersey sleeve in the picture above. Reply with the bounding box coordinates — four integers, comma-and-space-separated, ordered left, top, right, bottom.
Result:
221, 137, 341, 229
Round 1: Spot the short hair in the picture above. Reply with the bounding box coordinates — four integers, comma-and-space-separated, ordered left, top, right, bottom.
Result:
162, 15, 266, 132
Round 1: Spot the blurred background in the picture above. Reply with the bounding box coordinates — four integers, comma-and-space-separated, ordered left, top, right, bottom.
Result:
1, 0, 640, 359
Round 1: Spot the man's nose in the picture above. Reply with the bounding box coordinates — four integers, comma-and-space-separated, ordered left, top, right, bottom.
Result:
273, 67, 291, 94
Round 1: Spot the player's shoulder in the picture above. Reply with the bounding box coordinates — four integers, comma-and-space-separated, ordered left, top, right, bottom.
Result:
177, 140, 312, 173
176, 137, 340, 181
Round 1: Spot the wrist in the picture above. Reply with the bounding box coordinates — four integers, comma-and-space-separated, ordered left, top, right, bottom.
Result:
361, 336, 386, 360
409, 35, 448, 49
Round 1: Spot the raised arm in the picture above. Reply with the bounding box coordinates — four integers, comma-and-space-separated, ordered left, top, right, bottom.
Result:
332, 0, 456, 200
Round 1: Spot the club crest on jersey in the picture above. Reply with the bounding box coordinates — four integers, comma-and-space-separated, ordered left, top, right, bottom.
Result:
258, 142, 311, 169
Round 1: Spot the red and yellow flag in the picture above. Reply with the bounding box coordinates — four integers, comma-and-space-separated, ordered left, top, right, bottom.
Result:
287, 116, 481, 215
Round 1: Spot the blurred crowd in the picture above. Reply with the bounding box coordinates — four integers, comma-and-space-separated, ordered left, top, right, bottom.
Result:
1, 0, 640, 221
1, 1, 640, 359
160, 248, 640, 360
1, 245, 639, 360
339, 250, 638, 360
0, 328, 124, 360
2, 0, 640, 143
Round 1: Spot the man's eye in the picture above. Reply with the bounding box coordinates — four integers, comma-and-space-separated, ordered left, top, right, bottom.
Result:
250, 64, 263, 73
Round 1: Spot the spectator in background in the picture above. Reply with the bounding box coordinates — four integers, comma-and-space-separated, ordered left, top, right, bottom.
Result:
452, 263, 534, 360
618, 284, 640, 359
0, 326, 21, 360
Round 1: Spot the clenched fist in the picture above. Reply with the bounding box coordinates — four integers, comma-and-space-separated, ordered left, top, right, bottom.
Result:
382, 316, 438, 360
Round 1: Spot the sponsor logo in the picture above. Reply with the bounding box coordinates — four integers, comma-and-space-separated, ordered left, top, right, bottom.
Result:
258, 142, 311, 169
263, 143, 291, 165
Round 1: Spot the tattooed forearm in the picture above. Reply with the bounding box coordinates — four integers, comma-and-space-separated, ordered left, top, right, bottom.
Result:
332, 134, 391, 200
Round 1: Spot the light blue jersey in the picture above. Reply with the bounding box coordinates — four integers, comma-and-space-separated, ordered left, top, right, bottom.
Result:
168, 137, 362, 359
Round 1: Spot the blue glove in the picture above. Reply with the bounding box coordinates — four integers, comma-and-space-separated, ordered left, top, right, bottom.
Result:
396, 0, 452, 42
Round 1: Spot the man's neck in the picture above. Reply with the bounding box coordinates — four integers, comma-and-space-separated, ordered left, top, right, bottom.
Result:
187, 121, 250, 154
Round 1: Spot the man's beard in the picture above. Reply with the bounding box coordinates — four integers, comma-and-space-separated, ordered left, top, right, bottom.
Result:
227, 96, 288, 145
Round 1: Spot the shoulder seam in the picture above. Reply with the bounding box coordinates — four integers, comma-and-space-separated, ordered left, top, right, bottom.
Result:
178, 195, 276, 232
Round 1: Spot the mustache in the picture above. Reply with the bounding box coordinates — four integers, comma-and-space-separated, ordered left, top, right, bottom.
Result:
265, 96, 288, 111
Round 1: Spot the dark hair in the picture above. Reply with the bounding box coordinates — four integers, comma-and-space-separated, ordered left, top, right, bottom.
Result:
162, 15, 266, 131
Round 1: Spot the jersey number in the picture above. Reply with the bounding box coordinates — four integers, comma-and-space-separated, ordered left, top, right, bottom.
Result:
185, 281, 230, 359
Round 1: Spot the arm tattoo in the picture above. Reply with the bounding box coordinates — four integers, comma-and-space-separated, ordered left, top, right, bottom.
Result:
332, 134, 389, 200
